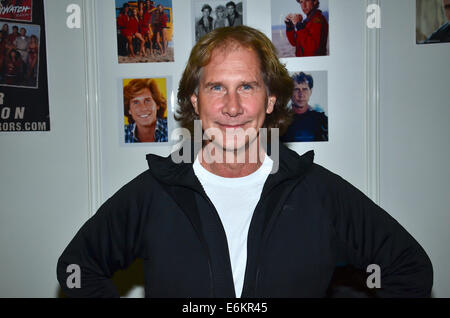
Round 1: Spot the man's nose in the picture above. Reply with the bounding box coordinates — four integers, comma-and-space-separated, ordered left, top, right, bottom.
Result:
136, 101, 150, 111
222, 91, 243, 117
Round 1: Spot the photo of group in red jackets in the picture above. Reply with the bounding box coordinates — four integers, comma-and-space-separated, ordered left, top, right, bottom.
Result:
0, 21, 39, 88
115, 0, 173, 63
271, 0, 329, 58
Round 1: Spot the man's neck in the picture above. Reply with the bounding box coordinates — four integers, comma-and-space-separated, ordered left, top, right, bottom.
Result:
199, 139, 266, 178
293, 104, 310, 115
306, 8, 318, 19
136, 123, 156, 142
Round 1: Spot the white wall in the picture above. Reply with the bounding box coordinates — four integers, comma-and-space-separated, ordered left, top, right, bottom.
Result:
0, 0, 89, 297
0, 0, 447, 297
379, 0, 450, 297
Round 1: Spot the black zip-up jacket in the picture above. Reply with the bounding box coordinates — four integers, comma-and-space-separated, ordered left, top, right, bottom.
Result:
57, 144, 433, 297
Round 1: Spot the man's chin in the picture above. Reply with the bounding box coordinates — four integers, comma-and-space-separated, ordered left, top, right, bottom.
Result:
136, 120, 156, 127
293, 105, 308, 113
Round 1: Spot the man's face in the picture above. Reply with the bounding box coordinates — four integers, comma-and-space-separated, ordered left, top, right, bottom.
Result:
291, 81, 312, 114
129, 88, 158, 128
227, 5, 235, 16
191, 45, 276, 151
202, 8, 211, 17
20, 28, 26, 36
444, 0, 450, 21
299, 0, 318, 16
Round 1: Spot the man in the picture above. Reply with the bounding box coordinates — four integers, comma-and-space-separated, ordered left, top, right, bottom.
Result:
424, 0, 450, 43
226, 1, 243, 27
57, 26, 432, 298
13, 27, 29, 63
124, 78, 168, 143
7, 25, 19, 44
281, 72, 328, 142
116, 3, 130, 56
195, 4, 214, 42
285, 0, 328, 57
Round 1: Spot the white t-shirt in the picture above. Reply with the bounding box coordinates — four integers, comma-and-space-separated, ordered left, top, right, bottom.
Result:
193, 154, 273, 297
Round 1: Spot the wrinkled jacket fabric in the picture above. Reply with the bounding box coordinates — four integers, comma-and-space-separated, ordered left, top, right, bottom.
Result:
57, 144, 433, 298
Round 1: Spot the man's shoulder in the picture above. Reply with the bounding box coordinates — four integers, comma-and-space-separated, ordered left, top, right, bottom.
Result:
111, 169, 160, 200
427, 22, 450, 42
311, 10, 327, 24
309, 109, 328, 120
285, 163, 356, 212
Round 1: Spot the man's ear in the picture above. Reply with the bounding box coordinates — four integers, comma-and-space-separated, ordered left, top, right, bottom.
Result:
191, 94, 199, 115
266, 96, 276, 114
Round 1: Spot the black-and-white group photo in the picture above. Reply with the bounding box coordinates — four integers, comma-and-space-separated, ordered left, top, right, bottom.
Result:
192, 0, 245, 43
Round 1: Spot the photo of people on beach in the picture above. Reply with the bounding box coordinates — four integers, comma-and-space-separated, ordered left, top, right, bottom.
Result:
0, 22, 40, 88
115, 0, 174, 63
192, 0, 245, 43
271, 0, 329, 58
122, 77, 169, 143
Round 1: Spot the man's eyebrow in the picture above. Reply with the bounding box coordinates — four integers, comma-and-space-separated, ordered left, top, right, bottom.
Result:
204, 81, 261, 87
205, 82, 222, 87
240, 81, 261, 87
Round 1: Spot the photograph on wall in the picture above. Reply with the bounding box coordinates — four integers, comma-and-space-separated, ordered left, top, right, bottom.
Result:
116, 0, 174, 63
0, 0, 33, 22
0, 0, 49, 132
0, 22, 40, 88
416, 0, 450, 44
122, 77, 170, 143
192, 0, 245, 43
271, 0, 329, 58
281, 70, 328, 143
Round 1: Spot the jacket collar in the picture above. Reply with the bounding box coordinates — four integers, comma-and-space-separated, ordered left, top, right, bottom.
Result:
146, 140, 315, 190
146, 141, 314, 297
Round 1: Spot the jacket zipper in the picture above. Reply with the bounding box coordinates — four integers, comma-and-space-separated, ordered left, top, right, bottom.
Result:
199, 190, 234, 297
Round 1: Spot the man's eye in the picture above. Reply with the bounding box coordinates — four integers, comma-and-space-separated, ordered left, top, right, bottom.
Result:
211, 85, 222, 91
241, 84, 252, 90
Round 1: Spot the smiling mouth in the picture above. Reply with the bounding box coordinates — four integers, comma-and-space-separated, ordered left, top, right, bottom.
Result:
217, 123, 247, 129
139, 114, 151, 118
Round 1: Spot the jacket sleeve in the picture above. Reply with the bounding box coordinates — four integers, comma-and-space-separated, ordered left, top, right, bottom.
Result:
327, 171, 433, 297
285, 20, 297, 47
56, 176, 149, 298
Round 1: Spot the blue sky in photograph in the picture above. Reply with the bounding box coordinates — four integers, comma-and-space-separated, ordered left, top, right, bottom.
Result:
2, 22, 40, 38
116, 0, 172, 8
115, 0, 172, 15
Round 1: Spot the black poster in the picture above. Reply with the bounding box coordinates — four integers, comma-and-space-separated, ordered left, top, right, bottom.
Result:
0, 0, 49, 132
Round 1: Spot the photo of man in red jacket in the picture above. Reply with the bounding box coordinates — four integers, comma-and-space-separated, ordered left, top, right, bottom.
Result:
284, 0, 328, 57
